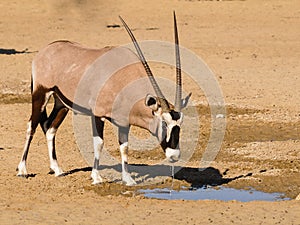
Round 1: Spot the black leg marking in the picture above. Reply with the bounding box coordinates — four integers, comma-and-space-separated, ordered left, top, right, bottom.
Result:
92, 116, 104, 138
118, 126, 129, 145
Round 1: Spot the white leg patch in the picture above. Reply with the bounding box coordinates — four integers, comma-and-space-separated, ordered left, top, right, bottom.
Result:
120, 142, 136, 186
93, 136, 104, 160
41, 91, 54, 112
91, 169, 103, 184
46, 128, 64, 176
17, 161, 27, 176
91, 136, 104, 184
120, 142, 129, 163
25, 121, 32, 138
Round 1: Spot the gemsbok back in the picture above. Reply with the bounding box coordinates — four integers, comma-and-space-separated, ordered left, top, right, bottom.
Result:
17, 12, 191, 185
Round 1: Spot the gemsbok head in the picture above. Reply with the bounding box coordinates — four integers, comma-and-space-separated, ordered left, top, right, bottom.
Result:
17, 12, 191, 185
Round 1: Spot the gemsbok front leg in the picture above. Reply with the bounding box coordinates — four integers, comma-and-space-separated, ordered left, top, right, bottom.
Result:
118, 126, 136, 186
91, 116, 105, 184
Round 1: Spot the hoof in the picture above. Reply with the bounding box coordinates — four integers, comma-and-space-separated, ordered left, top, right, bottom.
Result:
122, 173, 137, 186
48, 170, 66, 177
56, 172, 67, 177
17, 174, 29, 179
49, 167, 65, 177
48, 169, 55, 175
125, 181, 137, 186
92, 180, 102, 185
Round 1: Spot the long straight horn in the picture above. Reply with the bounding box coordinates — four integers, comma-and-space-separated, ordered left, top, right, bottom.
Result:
119, 16, 170, 111
173, 11, 182, 112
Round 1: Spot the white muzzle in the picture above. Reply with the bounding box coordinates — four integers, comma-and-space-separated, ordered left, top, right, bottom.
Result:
165, 148, 180, 162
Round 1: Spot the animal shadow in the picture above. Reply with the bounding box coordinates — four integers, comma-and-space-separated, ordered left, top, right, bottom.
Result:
64, 166, 92, 175
174, 167, 253, 188
58, 164, 252, 188
77, 163, 252, 187
0, 48, 35, 55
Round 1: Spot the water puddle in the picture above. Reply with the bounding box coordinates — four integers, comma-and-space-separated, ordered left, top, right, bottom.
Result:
140, 186, 290, 202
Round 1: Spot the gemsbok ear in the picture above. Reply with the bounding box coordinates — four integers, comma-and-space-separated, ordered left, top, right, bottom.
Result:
181, 92, 192, 109
145, 94, 159, 111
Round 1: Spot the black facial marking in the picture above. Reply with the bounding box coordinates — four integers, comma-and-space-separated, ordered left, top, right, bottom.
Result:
168, 125, 180, 149
159, 122, 168, 151
170, 110, 181, 120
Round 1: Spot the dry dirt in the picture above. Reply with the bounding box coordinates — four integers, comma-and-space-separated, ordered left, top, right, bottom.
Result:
0, 0, 300, 224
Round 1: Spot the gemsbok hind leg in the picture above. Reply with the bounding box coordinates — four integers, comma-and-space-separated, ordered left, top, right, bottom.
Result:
41, 95, 68, 176
91, 116, 105, 184
17, 87, 53, 177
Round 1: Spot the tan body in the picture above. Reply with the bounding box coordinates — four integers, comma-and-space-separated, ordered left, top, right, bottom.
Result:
33, 41, 156, 128
17, 14, 189, 185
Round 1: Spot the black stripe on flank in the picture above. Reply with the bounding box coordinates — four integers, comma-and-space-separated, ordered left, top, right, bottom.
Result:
52, 86, 92, 116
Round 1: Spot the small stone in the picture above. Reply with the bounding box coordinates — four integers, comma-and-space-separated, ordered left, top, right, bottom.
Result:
216, 114, 225, 119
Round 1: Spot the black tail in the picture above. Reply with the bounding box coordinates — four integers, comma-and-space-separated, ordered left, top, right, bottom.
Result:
30, 74, 33, 94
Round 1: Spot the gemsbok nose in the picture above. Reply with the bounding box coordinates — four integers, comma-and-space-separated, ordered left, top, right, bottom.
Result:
166, 148, 180, 162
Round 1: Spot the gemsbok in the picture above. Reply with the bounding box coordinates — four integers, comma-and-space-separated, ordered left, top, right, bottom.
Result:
17, 12, 191, 185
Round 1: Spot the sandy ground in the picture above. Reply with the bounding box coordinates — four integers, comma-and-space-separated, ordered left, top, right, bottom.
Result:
0, 0, 300, 224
